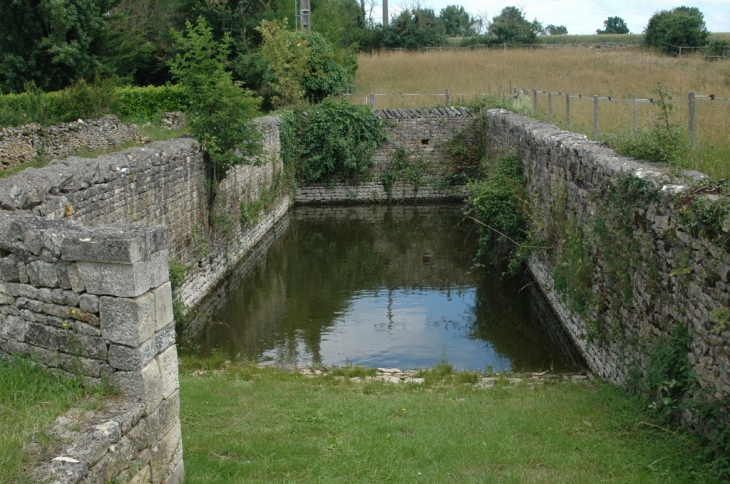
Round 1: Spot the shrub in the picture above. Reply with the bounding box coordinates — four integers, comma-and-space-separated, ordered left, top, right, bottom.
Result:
645, 7, 709, 54
116, 85, 190, 121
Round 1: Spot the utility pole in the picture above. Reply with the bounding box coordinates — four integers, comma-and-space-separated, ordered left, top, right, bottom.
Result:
301, 0, 311, 31
382, 0, 388, 26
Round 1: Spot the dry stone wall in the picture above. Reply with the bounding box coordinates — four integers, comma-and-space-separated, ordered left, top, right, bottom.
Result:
484, 109, 730, 408
295, 107, 476, 204
0, 215, 183, 484
0, 115, 140, 170
0, 116, 287, 483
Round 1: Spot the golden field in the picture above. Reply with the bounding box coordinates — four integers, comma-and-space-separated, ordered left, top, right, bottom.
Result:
354, 48, 730, 178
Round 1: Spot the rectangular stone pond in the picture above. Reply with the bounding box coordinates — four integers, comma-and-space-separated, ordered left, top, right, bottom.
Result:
180, 204, 585, 372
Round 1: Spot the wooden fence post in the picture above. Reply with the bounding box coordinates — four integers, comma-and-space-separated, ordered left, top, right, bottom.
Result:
688, 91, 696, 139
370, 93, 376, 109
532, 89, 538, 115
593, 95, 599, 141
632, 95, 638, 133
548, 92, 553, 123
445, 88, 450, 106
566, 93, 570, 129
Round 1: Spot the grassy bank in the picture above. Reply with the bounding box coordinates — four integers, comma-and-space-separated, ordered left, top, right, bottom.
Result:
179, 360, 721, 483
0, 357, 104, 484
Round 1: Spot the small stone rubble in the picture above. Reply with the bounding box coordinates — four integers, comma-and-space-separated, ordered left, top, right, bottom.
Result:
193, 365, 594, 386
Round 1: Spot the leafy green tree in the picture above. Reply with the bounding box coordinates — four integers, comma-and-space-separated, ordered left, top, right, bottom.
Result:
168, 17, 261, 179
0, 0, 110, 93
383, 8, 447, 50
597, 16, 629, 34
257, 19, 355, 107
488, 7, 540, 44
439, 5, 476, 37
545, 24, 568, 35
645, 7, 709, 54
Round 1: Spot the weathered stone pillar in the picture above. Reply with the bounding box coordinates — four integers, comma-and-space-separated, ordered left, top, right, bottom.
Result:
0, 214, 183, 484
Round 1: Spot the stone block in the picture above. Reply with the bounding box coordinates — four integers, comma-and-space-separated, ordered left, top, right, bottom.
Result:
49, 456, 88, 483
154, 322, 176, 354
27, 260, 59, 287
65, 420, 122, 466
66, 262, 85, 293
166, 459, 185, 484
0, 255, 19, 282
77, 250, 168, 298
4, 282, 38, 299
100, 292, 155, 346
52, 289, 80, 307
28, 344, 60, 367
150, 422, 182, 484
25, 323, 63, 350
109, 338, 157, 371
61, 224, 167, 264
153, 282, 173, 331
156, 345, 179, 400
0, 315, 29, 340
37, 287, 53, 303
110, 359, 163, 414
79, 293, 99, 313
145, 390, 180, 447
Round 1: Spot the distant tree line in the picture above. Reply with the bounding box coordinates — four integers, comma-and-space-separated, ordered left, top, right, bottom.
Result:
0, 0, 715, 98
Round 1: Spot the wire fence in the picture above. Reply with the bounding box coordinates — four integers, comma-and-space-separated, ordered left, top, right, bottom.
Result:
357, 86, 730, 145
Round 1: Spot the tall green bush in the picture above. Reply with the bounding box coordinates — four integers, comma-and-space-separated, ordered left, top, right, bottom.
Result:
645, 6, 709, 54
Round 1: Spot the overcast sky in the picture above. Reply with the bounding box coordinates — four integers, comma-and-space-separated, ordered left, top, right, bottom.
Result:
369, 1, 730, 35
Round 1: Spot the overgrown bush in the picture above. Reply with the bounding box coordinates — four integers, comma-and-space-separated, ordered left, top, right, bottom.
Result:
279, 97, 386, 183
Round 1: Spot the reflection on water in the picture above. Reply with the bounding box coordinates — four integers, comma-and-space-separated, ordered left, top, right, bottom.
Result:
181, 204, 585, 371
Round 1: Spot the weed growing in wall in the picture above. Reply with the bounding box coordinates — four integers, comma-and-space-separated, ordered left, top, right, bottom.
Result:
466, 152, 529, 271
607, 86, 690, 165
381, 148, 429, 199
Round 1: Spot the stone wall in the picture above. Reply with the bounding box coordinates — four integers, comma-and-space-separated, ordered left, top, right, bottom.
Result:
0, 115, 140, 170
0, 215, 182, 484
0, 116, 287, 483
295, 107, 476, 204
483, 109, 730, 407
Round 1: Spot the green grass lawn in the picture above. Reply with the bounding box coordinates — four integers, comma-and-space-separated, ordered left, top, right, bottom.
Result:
0, 357, 105, 484
179, 361, 720, 483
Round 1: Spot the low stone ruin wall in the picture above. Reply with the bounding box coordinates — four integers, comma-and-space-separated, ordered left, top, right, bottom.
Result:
295, 107, 476, 204
0, 115, 140, 170
0, 116, 287, 483
0, 216, 182, 484
484, 109, 730, 407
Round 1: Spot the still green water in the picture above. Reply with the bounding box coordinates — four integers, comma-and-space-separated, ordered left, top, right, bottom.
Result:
182, 205, 585, 372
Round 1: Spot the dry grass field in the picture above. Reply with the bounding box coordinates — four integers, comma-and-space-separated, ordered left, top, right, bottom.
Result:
354, 48, 730, 177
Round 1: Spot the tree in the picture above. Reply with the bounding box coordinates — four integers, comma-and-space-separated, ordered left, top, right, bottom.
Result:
382, 8, 447, 50
597, 16, 629, 34
645, 7, 709, 54
168, 17, 261, 179
0, 0, 110, 93
257, 19, 355, 107
439, 5, 476, 37
488, 7, 540, 44
545, 24, 567, 35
